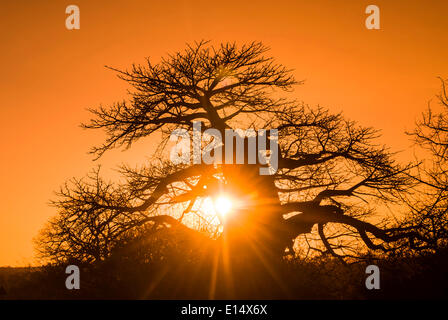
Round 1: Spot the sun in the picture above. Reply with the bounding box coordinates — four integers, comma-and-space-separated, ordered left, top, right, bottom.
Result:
214, 195, 233, 216
198, 195, 234, 221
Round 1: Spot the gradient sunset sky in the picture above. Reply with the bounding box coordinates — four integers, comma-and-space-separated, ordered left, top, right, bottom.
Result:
0, 0, 447, 266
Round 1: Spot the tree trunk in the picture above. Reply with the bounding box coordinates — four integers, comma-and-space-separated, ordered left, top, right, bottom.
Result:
221, 164, 287, 260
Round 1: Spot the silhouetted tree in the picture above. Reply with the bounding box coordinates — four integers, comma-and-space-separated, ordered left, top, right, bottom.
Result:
37, 41, 436, 269
406, 77, 448, 247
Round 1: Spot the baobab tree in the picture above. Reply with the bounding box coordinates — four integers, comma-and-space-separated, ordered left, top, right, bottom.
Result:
37, 41, 435, 268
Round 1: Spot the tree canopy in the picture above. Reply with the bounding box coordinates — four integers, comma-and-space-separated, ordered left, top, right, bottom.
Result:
36, 41, 443, 266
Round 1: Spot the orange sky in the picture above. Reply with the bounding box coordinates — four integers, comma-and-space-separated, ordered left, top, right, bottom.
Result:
0, 0, 447, 266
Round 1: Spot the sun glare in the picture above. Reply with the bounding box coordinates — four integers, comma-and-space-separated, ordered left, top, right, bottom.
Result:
199, 195, 234, 220
214, 196, 233, 216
